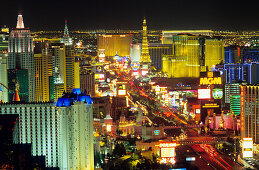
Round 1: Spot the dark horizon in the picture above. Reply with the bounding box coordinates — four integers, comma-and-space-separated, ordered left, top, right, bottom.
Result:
1, 0, 259, 32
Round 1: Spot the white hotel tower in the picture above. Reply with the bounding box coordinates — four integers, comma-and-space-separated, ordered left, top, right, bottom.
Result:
0, 89, 94, 169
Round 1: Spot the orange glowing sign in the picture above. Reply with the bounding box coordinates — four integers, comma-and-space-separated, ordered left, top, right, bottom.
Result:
159, 142, 177, 148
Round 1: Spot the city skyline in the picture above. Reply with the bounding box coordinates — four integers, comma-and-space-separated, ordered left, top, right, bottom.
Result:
1, 0, 259, 31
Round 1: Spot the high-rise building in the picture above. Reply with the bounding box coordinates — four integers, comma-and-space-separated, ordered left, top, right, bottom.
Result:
0, 89, 94, 169
60, 20, 73, 46
97, 34, 132, 58
149, 43, 173, 70
224, 46, 243, 64
49, 43, 67, 100
225, 83, 240, 103
162, 30, 213, 44
243, 46, 259, 63
140, 18, 151, 66
60, 21, 75, 93
56, 90, 94, 170
162, 35, 224, 78
65, 45, 75, 92
230, 95, 241, 115
34, 49, 50, 102
80, 72, 95, 97
0, 102, 59, 168
224, 63, 259, 84
204, 38, 224, 70
8, 13, 35, 102
0, 54, 8, 102
240, 85, 259, 144
74, 57, 80, 89
130, 43, 141, 62
8, 69, 29, 102
162, 34, 200, 78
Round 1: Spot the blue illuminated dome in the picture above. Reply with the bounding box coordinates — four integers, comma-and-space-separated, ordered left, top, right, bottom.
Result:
72, 88, 81, 95
56, 98, 71, 107
78, 95, 93, 104
56, 88, 93, 106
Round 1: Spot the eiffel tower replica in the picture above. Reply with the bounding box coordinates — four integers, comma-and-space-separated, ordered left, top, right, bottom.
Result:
140, 17, 151, 69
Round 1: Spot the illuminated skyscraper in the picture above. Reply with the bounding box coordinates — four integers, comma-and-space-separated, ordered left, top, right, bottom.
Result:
162, 34, 200, 78
140, 18, 151, 65
0, 102, 59, 168
56, 91, 94, 170
60, 21, 76, 93
149, 43, 173, 70
162, 35, 224, 78
0, 54, 8, 102
130, 43, 141, 62
0, 90, 94, 169
240, 85, 259, 144
60, 20, 73, 46
8, 13, 35, 102
34, 51, 50, 102
97, 34, 132, 58
205, 38, 224, 70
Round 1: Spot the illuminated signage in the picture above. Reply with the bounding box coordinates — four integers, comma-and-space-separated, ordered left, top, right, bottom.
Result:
159, 143, 177, 148
99, 49, 105, 62
131, 61, 140, 71
242, 138, 253, 158
132, 71, 139, 76
202, 103, 220, 108
212, 88, 223, 99
200, 77, 222, 85
196, 109, 200, 114
155, 85, 160, 92
198, 89, 211, 99
106, 125, 111, 132
154, 130, 160, 135
95, 74, 105, 82
186, 157, 196, 161
161, 148, 175, 158
118, 89, 126, 96
141, 70, 148, 76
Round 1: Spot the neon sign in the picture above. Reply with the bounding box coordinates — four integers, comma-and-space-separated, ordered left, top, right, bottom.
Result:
200, 77, 222, 85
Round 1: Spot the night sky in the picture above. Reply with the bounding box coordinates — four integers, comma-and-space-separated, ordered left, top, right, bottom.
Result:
1, 0, 259, 31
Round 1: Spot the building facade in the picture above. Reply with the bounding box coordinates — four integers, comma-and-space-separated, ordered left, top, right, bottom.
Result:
0, 90, 94, 169
240, 85, 259, 144
97, 34, 132, 58
149, 43, 172, 70
0, 54, 8, 102
224, 63, 259, 84
0, 102, 59, 168
8, 14, 35, 102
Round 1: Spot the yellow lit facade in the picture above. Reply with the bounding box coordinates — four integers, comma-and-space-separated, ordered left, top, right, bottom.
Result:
162, 35, 200, 78
205, 39, 224, 70
74, 59, 80, 89
65, 46, 74, 92
34, 53, 50, 102
97, 34, 132, 57
162, 35, 224, 78
140, 18, 151, 64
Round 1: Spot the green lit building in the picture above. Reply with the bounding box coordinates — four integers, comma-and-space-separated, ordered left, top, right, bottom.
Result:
7, 69, 29, 102
230, 95, 241, 115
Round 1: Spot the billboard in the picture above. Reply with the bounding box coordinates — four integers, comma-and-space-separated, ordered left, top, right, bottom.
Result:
161, 148, 175, 157
200, 71, 222, 85
212, 88, 223, 99
95, 73, 105, 82
117, 82, 127, 96
198, 89, 211, 99
242, 138, 253, 158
